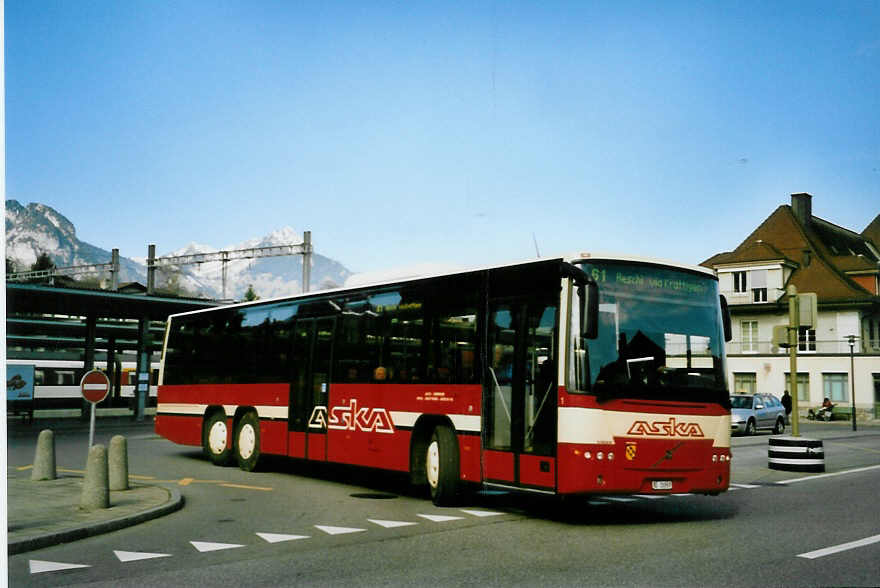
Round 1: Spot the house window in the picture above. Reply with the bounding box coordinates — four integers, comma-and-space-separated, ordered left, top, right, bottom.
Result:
734, 373, 757, 395
741, 320, 759, 353
823, 373, 848, 403
751, 270, 768, 303
733, 271, 747, 293
785, 372, 810, 402
798, 327, 816, 352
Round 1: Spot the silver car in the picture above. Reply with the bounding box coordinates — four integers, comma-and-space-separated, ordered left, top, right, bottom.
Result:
730, 393, 786, 435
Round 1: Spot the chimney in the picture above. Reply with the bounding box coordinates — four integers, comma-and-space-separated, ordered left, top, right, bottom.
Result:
791, 193, 813, 226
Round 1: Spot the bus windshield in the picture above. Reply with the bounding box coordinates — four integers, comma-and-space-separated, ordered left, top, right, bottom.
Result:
574, 260, 728, 406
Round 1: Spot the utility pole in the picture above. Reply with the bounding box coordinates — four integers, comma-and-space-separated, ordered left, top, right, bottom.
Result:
847, 334, 858, 431
147, 244, 156, 295
302, 231, 312, 293
110, 248, 120, 291
147, 232, 313, 300
787, 285, 800, 437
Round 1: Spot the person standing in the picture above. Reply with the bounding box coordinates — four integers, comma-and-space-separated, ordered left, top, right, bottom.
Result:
781, 390, 793, 425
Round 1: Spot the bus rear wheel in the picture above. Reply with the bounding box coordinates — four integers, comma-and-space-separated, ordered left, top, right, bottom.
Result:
235, 411, 261, 472
203, 411, 232, 466
426, 424, 460, 506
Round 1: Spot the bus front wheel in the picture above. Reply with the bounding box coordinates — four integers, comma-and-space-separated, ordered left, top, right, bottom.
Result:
235, 411, 261, 472
203, 411, 232, 466
426, 424, 460, 506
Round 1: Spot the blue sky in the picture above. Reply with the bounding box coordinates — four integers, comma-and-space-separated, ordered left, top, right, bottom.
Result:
6, 1, 880, 274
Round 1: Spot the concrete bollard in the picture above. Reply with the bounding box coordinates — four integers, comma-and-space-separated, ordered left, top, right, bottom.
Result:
31, 429, 57, 481
80, 444, 110, 510
109, 435, 129, 491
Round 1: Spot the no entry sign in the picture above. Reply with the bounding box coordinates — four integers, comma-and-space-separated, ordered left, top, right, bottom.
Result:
80, 370, 110, 404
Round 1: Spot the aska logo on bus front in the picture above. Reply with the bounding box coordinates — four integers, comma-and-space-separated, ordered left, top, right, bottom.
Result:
627, 417, 704, 437
308, 400, 395, 434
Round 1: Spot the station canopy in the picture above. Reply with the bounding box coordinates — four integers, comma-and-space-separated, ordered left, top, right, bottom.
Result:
6, 283, 218, 358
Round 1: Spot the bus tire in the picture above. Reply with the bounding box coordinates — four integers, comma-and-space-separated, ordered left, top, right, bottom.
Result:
203, 410, 232, 466
426, 424, 460, 506
235, 411, 261, 472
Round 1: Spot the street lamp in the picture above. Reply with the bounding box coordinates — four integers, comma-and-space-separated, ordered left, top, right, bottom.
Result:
846, 334, 858, 432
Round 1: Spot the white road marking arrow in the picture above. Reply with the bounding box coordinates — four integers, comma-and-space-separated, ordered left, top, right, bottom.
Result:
368, 519, 419, 528
114, 550, 172, 562
417, 514, 464, 522
190, 541, 245, 552
314, 525, 367, 535
256, 532, 310, 543
29, 560, 90, 574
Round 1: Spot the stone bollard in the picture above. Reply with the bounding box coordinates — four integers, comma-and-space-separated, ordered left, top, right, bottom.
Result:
109, 435, 129, 491
80, 444, 110, 510
31, 429, 57, 481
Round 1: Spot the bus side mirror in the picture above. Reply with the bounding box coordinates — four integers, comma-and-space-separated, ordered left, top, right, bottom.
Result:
720, 294, 732, 342
580, 281, 599, 339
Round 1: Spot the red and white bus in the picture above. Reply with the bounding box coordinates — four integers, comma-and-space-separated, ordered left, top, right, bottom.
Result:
156, 254, 732, 505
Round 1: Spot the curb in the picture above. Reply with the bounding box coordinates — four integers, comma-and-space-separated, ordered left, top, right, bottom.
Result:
7, 486, 185, 555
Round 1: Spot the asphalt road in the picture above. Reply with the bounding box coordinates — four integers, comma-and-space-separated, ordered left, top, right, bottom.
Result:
7, 422, 880, 587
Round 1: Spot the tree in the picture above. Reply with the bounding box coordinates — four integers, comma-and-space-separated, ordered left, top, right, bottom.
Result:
155, 266, 195, 297
244, 284, 259, 301
28, 252, 56, 283
31, 252, 55, 272
6, 257, 17, 274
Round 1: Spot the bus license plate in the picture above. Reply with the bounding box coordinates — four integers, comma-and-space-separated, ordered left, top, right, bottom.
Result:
652, 480, 673, 490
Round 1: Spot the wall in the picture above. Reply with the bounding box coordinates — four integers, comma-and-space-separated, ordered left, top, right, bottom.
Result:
727, 354, 880, 416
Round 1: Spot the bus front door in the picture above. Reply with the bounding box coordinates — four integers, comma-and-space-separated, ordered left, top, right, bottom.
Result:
288, 317, 335, 461
484, 300, 558, 492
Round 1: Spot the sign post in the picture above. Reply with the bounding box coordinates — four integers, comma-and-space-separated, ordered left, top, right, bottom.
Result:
81, 370, 110, 447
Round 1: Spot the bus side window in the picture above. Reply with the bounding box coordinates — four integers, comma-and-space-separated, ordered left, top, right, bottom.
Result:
425, 274, 480, 386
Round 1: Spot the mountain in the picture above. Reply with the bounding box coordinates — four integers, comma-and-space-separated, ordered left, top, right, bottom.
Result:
151, 227, 352, 299
5, 200, 145, 284
5, 200, 352, 300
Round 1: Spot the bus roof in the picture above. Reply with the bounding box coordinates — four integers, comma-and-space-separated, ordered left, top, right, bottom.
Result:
564, 251, 717, 277
166, 252, 716, 320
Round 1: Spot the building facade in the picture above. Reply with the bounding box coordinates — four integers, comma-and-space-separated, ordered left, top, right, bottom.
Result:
703, 193, 880, 420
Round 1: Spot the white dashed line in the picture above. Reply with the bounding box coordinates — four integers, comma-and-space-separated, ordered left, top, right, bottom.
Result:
114, 550, 172, 562
256, 532, 310, 543
460, 509, 505, 517
418, 514, 465, 522
190, 541, 245, 552
797, 534, 880, 559
368, 519, 419, 528
29, 560, 90, 574
315, 525, 367, 535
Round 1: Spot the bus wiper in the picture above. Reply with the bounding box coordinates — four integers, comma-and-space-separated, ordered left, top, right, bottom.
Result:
650, 442, 683, 468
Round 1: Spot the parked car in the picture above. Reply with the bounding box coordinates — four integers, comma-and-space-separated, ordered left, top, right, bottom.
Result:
730, 393, 786, 435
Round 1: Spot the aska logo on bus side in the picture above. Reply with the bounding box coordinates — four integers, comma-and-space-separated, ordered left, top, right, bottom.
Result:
308, 400, 395, 434
627, 417, 704, 437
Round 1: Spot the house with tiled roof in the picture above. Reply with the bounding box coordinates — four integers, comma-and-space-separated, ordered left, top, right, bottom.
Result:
702, 193, 880, 421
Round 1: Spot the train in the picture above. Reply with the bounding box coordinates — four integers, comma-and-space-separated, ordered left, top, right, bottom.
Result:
6, 358, 160, 412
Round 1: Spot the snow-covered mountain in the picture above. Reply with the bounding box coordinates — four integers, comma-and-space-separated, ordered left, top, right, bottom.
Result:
5, 200, 145, 283
150, 227, 351, 299
5, 200, 352, 300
